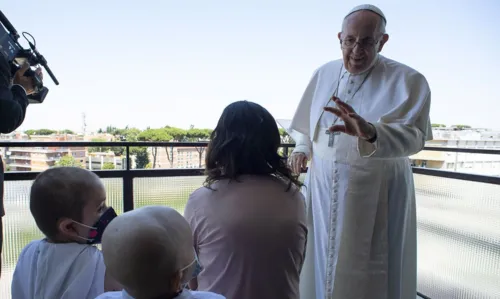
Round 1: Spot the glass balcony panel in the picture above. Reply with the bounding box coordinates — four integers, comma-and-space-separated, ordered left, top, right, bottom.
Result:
415, 174, 500, 298
133, 176, 206, 213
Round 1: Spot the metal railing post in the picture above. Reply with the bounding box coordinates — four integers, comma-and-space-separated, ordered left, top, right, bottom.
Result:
123, 145, 134, 212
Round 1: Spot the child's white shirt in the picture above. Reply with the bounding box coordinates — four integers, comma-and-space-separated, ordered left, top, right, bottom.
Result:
95, 289, 226, 299
11, 239, 106, 299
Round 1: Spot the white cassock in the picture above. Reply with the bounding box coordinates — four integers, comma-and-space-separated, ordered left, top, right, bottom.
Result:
287, 54, 432, 299
11, 239, 106, 299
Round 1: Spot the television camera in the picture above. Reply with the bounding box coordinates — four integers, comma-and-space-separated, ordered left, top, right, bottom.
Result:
0, 10, 59, 103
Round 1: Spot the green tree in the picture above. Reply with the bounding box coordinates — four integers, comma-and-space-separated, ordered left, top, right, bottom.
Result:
131, 147, 150, 169
279, 128, 294, 143
102, 162, 115, 170
164, 127, 186, 141
278, 128, 294, 157
431, 124, 446, 128
118, 127, 142, 141
97, 126, 144, 166
88, 138, 109, 153
88, 138, 125, 156
105, 125, 119, 135
102, 126, 143, 142
138, 129, 172, 168
61, 129, 75, 134
162, 127, 186, 168
55, 155, 84, 168
453, 124, 471, 130
25, 129, 56, 136
186, 128, 212, 168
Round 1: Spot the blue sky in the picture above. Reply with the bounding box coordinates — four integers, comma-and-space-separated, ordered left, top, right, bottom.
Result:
2, 0, 499, 132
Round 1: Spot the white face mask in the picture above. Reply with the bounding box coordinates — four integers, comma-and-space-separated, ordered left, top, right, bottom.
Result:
180, 251, 202, 286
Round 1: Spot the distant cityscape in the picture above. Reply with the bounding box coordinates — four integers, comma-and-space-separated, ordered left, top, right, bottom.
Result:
412, 125, 500, 176
1, 124, 500, 176
0, 126, 216, 172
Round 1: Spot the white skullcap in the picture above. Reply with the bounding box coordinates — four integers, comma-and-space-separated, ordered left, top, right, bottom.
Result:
345, 4, 387, 24
101, 205, 194, 298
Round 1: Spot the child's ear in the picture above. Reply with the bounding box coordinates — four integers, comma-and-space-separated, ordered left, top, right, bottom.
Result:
58, 218, 78, 238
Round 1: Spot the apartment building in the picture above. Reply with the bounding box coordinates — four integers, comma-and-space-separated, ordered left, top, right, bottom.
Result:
2, 134, 86, 172
410, 128, 500, 175
149, 145, 206, 169
86, 152, 125, 170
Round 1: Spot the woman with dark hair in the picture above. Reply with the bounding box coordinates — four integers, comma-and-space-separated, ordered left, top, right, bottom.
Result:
184, 101, 307, 299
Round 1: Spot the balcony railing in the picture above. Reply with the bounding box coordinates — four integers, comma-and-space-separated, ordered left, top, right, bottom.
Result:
1, 141, 500, 299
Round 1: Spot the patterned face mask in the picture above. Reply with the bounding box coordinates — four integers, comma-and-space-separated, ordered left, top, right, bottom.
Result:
73, 207, 117, 244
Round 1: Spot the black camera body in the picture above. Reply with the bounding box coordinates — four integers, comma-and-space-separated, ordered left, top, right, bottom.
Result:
0, 10, 58, 103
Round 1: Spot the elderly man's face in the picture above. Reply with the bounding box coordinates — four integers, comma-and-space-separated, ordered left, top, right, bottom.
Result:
337, 11, 389, 74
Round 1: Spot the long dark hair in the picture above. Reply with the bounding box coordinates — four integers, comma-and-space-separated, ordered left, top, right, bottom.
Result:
204, 101, 301, 190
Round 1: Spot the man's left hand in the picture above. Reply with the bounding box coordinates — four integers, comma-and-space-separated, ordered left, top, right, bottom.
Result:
13, 62, 42, 95
324, 97, 376, 140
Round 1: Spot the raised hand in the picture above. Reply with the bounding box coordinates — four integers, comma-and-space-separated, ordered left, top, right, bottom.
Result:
324, 97, 376, 140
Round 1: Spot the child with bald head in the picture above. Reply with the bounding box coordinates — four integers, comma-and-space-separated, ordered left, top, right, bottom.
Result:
96, 206, 225, 299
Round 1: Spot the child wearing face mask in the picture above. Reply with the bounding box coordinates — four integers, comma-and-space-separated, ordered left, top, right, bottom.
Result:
95, 205, 225, 299
11, 167, 121, 299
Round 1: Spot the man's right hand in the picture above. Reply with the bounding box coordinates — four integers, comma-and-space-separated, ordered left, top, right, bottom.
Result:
290, 152, 308, 174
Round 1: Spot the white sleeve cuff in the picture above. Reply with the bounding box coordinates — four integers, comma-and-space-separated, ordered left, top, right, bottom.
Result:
357, 124, 379, 158
292, 144, 311, 159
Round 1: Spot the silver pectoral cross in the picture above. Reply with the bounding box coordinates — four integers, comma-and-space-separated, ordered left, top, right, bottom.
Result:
326, 130, 340, 147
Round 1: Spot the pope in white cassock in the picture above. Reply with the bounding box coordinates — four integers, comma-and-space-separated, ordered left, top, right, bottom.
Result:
284, 4, 433, 299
